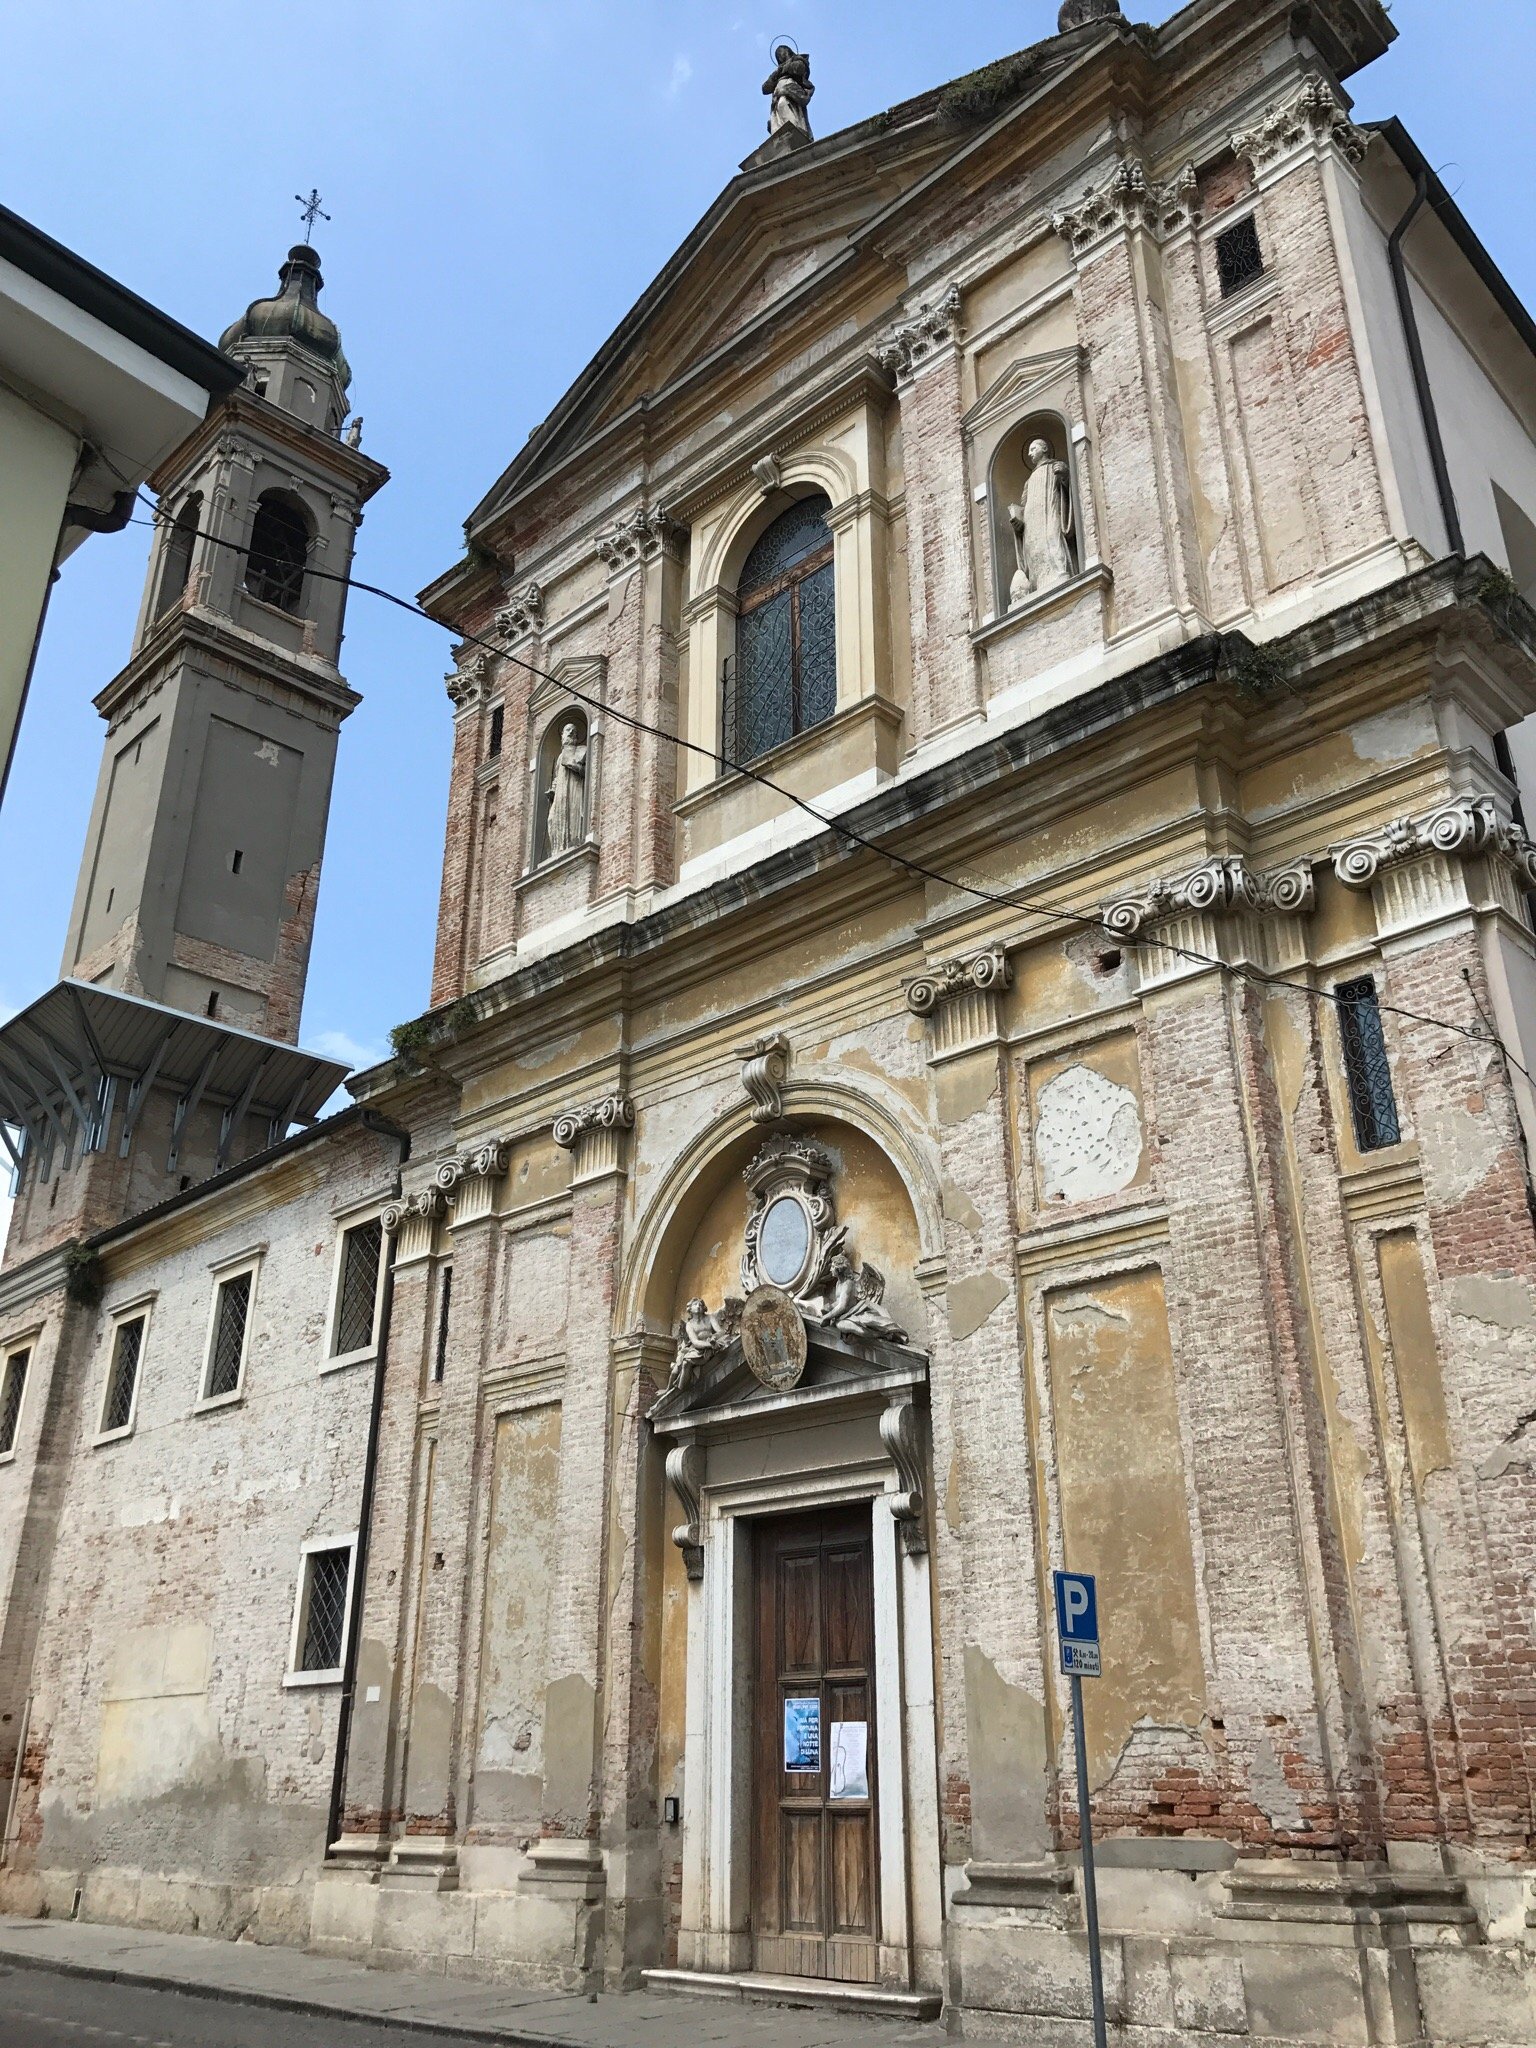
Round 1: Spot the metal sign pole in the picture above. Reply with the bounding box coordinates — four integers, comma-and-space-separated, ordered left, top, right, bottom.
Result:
1070, 1671, 1108, 2048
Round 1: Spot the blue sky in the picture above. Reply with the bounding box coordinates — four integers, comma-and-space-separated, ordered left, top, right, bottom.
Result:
3, 0, 1533, 1086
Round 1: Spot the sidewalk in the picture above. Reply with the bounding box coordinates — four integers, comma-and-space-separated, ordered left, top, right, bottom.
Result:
0, 1915, 950, 2046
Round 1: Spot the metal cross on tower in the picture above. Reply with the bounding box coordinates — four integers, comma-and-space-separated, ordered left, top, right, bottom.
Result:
295, 188, 330, 243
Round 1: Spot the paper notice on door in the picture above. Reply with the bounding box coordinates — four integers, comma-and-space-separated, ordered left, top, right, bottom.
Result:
829, 1720, 869, 1800
783, 1696, 821, 1773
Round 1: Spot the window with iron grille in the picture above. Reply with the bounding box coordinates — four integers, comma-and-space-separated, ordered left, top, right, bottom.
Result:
101, 1315, 146, 1436
0, 1349, 29, 1456
433, 1264, 453, 1385
1336, 976, 1401, 1152
487, 703, 504, 760
295, 1544, 352, 1676
203, 1268, 253, 1401
726, 495, 836, 767
333, 1219, 383, 1358
1216, 214, 1265, 299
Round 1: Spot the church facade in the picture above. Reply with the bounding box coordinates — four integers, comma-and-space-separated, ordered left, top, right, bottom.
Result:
5, 2, 1536, 2043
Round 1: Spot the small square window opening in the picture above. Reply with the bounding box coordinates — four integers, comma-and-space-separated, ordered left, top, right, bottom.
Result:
1216, 214, 1265, 298
0, 1349, 30, 1456
101, 1315, 146, 1436
204, 1269, 253, 1401
1336, 976, 1402, 1152
295, 1545, 352, 1676
332, 1219, 384, 1359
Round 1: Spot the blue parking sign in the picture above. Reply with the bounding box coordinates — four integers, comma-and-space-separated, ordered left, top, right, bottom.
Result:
1053, 1570, 1101, 1678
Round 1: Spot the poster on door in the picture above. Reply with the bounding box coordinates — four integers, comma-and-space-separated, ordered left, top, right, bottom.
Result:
829, 1720, 869, 1800
783, 1697, 821, 1773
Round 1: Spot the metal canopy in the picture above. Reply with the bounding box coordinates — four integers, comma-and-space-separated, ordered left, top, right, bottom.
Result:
0, 980, 348, 1177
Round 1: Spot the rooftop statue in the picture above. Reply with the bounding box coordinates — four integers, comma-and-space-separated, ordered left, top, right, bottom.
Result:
764, 45, 814, 141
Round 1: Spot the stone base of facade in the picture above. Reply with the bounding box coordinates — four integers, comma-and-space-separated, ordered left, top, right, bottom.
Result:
0, 1862, 315, 1950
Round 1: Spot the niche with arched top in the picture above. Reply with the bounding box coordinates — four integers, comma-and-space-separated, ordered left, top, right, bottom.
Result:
988, 413, 1080, 615
245, 490, 311, 614
154, 493, 201, 618
532, 708, 590, 867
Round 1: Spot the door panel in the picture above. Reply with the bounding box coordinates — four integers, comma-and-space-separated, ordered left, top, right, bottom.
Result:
752, 1505, 878, 1982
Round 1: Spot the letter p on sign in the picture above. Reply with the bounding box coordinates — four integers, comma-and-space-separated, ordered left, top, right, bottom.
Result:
1053, 1570, 1101, 1678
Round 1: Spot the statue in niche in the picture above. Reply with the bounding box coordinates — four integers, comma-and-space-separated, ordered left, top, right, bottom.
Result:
1007, 437, 1076, 605
544, 719, 588, 859
666, 1296, 743, 1395
763, 45, 814, 139
810, 1253, 907, 1344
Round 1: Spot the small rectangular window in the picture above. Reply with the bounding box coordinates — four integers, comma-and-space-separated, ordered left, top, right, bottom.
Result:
332, 1219, 384, 1360
203, 1267, 254, 1402
433, 1264, 453, 1385
0, 1349, 30, 1457
487, 704, 504, 760
290, 1543, 353, 1679
1216, 214, 1265, 298
100, 1315, 146, 1437
1336, 976, 1402, 1152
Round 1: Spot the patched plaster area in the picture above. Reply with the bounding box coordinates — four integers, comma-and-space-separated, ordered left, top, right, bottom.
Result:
1035, 1063, 1143, 1204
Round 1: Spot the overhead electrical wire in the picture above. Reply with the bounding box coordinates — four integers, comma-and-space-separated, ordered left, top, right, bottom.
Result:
124, 494, 1536, 1090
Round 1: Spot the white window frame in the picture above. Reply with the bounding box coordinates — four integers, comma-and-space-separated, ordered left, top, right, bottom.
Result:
94, 1294, 156, 1446
323, 1208, 388, 1374
196, 1249, 263, 1412
284, 1532, 358, 1688
0, 1329, 41, 1465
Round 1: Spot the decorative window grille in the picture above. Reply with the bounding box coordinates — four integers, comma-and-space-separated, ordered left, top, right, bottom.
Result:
101, 1315, 146, 1435
0, 1349, 29, 1456
1216, 215, 1265, 299
726, 495, 837, 767
433, 1264, 453, 1385
1336, 976, 1401, 1152
487, 704, 504, 760
245, 493, 309, 612
296, 1545, 352, 1676
333, 1219, 383, 1357
205, 1270, 253, 1400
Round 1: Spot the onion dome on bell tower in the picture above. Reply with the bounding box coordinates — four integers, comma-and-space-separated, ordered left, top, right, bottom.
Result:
219, 242, 352, 433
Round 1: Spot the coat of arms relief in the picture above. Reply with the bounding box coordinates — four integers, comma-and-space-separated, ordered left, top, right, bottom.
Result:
665, 1135, 908, 1396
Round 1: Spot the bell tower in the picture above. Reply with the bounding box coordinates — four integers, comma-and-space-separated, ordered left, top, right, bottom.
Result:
59, 242, 387, 1041
0, 244, 386, 1264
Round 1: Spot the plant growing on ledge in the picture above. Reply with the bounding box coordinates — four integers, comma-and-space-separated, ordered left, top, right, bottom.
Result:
938, 52, 1038, 127
63, 1244, 104, 1308
389, 996, 479, 1076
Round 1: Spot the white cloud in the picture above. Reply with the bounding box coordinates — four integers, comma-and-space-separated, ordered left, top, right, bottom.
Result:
666, 53, 693, 98
309, 1027, 389, 1073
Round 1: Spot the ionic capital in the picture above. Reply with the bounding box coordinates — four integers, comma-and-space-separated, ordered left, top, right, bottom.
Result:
554, 1094, 635, 1184
904, 945, 1012, 1061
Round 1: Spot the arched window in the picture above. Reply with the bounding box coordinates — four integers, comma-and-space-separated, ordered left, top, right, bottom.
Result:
245, 492, 310, 613
728, 494, 836, 765
154, 493, 201, 618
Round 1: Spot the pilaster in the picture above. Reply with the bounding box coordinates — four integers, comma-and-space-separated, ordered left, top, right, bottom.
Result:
876, 285, 977, 738
904, 953, 1049, 1875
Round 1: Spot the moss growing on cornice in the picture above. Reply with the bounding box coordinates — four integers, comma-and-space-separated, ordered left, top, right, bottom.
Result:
938, 52, 1039, 127
63, 1243, 104, 1308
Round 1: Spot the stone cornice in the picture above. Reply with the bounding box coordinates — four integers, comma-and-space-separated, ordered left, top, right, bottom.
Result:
94, 606, 360, 731
873, 283, 963, 382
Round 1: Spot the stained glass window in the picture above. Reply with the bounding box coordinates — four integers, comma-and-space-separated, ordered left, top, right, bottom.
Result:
728, 495, 836, 766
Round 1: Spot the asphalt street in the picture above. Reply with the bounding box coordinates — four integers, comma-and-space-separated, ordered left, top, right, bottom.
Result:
0, 1963, 492, 2048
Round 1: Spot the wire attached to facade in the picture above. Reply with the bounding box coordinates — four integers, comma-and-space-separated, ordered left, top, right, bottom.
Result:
128, 496, 1535, 1088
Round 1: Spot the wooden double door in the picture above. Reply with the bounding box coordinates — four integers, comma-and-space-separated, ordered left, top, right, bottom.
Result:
752, 1504, 879, 1982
